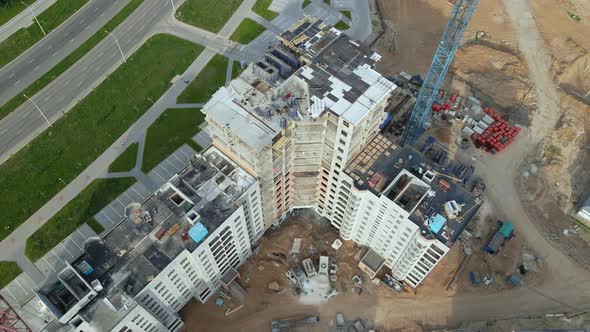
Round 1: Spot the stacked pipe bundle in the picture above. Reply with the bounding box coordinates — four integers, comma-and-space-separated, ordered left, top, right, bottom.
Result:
470, 107, 521, 153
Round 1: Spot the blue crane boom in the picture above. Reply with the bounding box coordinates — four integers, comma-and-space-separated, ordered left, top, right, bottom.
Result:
400, 0, 480, 146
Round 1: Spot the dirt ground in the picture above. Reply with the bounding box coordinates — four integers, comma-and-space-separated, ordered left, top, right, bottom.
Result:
449, 312, 590, 332
179, 208, 543, 332
376, 0, 590, 269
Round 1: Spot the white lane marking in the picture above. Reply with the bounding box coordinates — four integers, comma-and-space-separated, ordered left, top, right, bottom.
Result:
0, 128, 8, 135
14, 80, 20, 86
64, 32, 69, 38
98, 51, 104, 57
33, 65, 40, 72
70, 38, 75, 43
94, 7, 99, 12
64, 80, 71, 86
77, 81, 83, 87
27, 58, 34, 64
21, 111, 31, 119
82, 65, 88, 72
8, 72, 14, 78
16, 128, 23, 135
52, 51, 58, 57
80, 19, 85, 24
100, 13, 104, 17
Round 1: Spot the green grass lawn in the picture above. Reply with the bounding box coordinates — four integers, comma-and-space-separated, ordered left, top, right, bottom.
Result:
232, 60, 244, 79
0, 261, 22, 289
230, 18, 266, 44
0, 0, 143, 121
334, 20, 349, 30
0, 0, 32, 26
302, 0, 312, 8
0, 34, 203, 242
253, 0, 278, 21
176, 0, 243, 33
108, 142, 138, 173
142, 108, 205, 172
0, 0, 89, 68
177, 54, 229, 104
341, 10, 352, 20
25, 177, 136, 262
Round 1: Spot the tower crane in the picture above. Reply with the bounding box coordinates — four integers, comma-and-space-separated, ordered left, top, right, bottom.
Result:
400, 0, 480, 146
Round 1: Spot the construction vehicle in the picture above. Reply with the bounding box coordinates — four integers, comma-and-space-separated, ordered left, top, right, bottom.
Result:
401, 0, 480, 145
484, 221, 514, 254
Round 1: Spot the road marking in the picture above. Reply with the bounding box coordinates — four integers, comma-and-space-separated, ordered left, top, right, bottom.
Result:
64, 32, 69, 38
14, 80, 20, 86
8, 72, 14, 78
42, 257, 56, 272
70, 38, 75, 43
82, 65, 87, 72
85, 26, 90, 30
78, 81, 83, 87
57, 96, 64, 102
21, 111, 31, 119
100, 13, 104, 17
52, 51, 58, 57
95, 66, 101, 72
94, 7, 99, 12
0, 128, 7, 135
80, 19, 85, 24
33, 65, 40, 72
99, 52, 104, 57
64, 80, 71, 86
16, 128, 23, 135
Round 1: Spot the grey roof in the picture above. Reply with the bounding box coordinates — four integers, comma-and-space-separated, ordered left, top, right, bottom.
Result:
43, 147, 256, 331
345, 135, 479, 246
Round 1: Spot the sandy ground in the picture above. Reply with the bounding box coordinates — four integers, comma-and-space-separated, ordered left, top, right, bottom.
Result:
179, 210, 548, 332
376, 0, 590, 269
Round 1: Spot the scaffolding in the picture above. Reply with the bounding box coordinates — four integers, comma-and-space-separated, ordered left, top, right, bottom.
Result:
0, 295, 31, 332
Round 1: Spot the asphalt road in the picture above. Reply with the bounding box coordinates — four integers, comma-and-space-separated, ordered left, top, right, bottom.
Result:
0, 0, 176, 164
0, 0, 57, 43
0, 0, 128, 105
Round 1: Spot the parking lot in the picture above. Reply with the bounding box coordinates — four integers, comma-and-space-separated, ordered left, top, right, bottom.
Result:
33, 224, 97, 278
147, 144, 196, 184
94, 181, 151, 233
193, 125, 212, 149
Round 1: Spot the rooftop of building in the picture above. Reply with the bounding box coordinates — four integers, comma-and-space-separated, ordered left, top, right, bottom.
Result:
345, 134, 479, 246
38, 146, 256, 331
203, 17, 396, 152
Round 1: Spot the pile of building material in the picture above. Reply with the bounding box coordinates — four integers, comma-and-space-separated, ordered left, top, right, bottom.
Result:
271, 315, 319, 331
468, 108, 521, 153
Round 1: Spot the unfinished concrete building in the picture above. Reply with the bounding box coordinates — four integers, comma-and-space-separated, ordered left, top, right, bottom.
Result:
326, 134, 479, 288
38, 146, 262, 331
202, 18, 397, 229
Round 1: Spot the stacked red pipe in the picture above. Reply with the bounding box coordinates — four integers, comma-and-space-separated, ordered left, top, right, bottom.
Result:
469, 107, 521, 153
